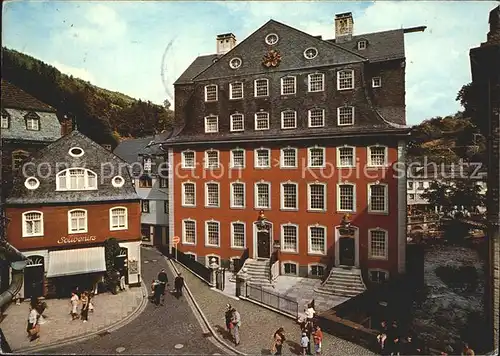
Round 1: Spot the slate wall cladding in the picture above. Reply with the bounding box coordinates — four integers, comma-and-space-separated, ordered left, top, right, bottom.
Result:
367, 60, 405, 108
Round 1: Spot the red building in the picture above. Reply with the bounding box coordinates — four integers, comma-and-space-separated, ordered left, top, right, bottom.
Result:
164, 13, 421, 288
5, 130, 142, 299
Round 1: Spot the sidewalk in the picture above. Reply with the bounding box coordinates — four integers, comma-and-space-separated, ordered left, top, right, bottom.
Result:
174, 261, 374, 355
1, 286, 144, 352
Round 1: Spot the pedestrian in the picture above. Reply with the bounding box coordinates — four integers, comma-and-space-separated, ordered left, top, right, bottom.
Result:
88, 292, 94, 313
388, 320, 401, 356
313, 325, 323, 356
26, 301, 40, 342
301, 320, 313, 355
70, 291, 79, 320
377, 320, 389, 355
157, 269, 169, 305
300, 332, 310, 356
230, 307, 241, 346
271, 327, 286, 355
120, 274, 126, 291
462, 342, 475, 355
305, 302, 316, 323
153, 281, 162, 306
224, 304, 233, 334
174, 273, 184, 297
80, 291, 89, 322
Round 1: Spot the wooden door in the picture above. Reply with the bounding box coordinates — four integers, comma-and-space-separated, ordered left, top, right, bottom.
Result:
257, 231, 270, 258
339, 237, 355, 266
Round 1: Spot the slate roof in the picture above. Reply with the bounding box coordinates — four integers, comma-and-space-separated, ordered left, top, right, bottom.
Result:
174, 54, 220, 85
113, 136, 154, 164
7, 130, 139, 205
1, 108, 61, 142
1, 80, 56, 112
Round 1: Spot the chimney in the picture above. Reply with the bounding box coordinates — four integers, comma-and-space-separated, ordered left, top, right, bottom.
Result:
60, 115, 74, 136
335, 12, 354, 43
216, 33, 237, 55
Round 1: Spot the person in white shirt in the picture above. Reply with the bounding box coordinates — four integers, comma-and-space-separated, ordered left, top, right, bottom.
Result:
27, 305, 39, 341
305, 306, 315, 321
70, 291, 79, 320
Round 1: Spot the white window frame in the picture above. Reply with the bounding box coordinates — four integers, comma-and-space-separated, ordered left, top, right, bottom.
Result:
280, 147, 298, 168
308, 73, 324, 92
280, 76, 296, 95
337, 69, 354, 90
182, 219, 197, 245
367, 145, 388, 167
230, 221, 246, 249
230, 181, 246, 209
181, 181, 196, 207
308, 108, 325, 128
181, 150, 196, 169
308, 263, 327, 277
307, 146, 326, 168
368, 228, 389, 260
230, 113, 245, 132
368, 269, 390, 283
205, 181, 220, 208
254, 78, 269, 97
205, 254, 221, 267
204, 115, 219, 133
229, 82, 244, 100
254, 181, 271, 209
307, 224, 327, 255
68, 209, 88, 234
336, 145, 356, 168
22, 211, 44, 237
254, 112, 270, 130
337, 106, 355, 126
230, 148, 246, 169
205, 220, 221, 247
368, 183, 389, 214
372, 77, 381, 88
281, 224, 299, 253
109, 207, 128, 231
307, 182, 327, 212
204, 84, 218, 102
254, 147, 271, 169
280, 181, 299, 210
56, 168, 98, 191
337, 183, 356, 212
281, 110, 297, 129
204, 149, 220, 169
357, 40, 367, 50
281, 261, 299, 276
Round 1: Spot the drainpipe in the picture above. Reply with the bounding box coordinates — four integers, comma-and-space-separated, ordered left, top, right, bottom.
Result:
0, 240, 28, 309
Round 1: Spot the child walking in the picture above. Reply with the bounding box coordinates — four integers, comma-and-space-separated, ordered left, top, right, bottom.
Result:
300, 332, 310, 355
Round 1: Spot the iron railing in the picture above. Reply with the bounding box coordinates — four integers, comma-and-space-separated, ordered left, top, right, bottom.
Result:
246, 283, 298, 318
171, 247, 211, 283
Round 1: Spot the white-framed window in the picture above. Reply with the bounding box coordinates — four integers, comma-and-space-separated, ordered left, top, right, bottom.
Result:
337, 69, 354, 90
22, 211, 43, 237
308, 225, 326, 255
308, 108, 325, 128
204, 115, 219, 133
230, 113, 245, 132
231, 222, 246, 249
308, 73, 324, 92
265, 33, 279, 45
280, 147, 297, 168
184, 252, 197, 260
204, 149, 220, 169
68, 209, 88, 234
230, 182, 246, 208
230, 148, 245, 168
369, 269, 389, 283
182, 219, 196, 245
229, 82, 244, 99
25, 113, 40, 131
337, 183, 355, 212
308, 183, 326, 211
304, 47, 318, 59
181, 150, 196, 169
205, 220, 220, 247
205, 254, 221, 267
182, 182, 196, 207
357, 40, 367, 50
281, 182, 298, 210
1, 110, 10, 129
255, 181, 271, 209
254, 79, 269, 97
368, 229, 388, 260
368, 145, 388, 167
56, 168, 97, 191
337, 106, 355, 126
281, 224, 298, 253
281, 110, 297, 129
109, 207, 128, 231
142, 200, 150, 213
368, 183, 388, 213
204, 84, 218, 102
408, 182, 414, 190
282, 261, 299, 276
337, 146, 355, 167
205, 182, 220, 207
255, 148, 271, 168
309, 263, 326, 277
372, 77, 381, 88
281, 76, 296, 95
308, 146, 325, 168
143, 157, 152, 172
254, 112, 270, 130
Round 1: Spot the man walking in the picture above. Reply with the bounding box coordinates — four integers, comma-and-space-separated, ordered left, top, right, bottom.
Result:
157, 269, 168, 305
231, 307, 241, 346
174, 273, 184, 297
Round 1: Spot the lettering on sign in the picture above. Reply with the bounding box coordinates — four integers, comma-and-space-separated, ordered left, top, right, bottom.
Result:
57, 235, 97, 244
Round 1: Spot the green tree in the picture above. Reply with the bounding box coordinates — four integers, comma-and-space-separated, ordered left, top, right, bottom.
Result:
422, 181, 454, 212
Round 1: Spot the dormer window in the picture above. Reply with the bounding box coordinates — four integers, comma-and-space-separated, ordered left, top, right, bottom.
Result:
56, 168, 98, 191
357, 40, 367, 50
143, 156, 152, 172
25, 112, 40, 131
1, 109, 10, 129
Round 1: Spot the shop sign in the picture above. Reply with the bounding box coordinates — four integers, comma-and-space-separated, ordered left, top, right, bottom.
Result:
57, 235, 97, 244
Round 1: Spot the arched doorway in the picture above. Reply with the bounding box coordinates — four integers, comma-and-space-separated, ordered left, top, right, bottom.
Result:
335, 226, 360, 268
253, 211, 273, 259
115, 247, 129, 284
24, 256, 44, 298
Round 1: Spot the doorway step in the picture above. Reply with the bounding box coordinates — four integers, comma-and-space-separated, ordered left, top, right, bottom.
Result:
313, 267, 366, 297
238, 258, 272, 286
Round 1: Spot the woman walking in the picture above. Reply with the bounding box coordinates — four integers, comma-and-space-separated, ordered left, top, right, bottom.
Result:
80, 292, 89, 322
271, 327, 286, 355
313, 325, 323, 355
70, 291, 79, 320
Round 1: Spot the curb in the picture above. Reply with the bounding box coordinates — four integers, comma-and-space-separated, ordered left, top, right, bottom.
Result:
15, 282, 149, 354
166, 259, 246, 356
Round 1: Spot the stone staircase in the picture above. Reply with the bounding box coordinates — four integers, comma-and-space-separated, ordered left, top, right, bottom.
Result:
239, 258, 272, 286
314, 267, 366, 297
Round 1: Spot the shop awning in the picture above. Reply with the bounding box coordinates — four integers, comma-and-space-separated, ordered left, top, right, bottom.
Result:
47, 247, 107, 278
